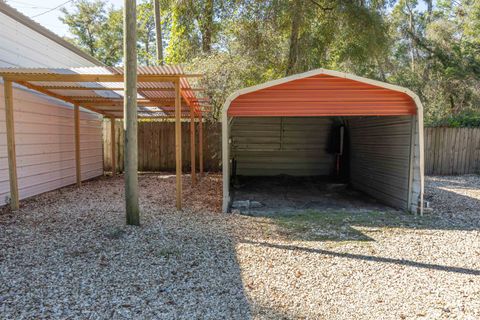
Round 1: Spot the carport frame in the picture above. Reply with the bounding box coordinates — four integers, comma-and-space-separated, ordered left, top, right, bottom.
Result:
221, 68, 425, 214
1, 68, 210, 211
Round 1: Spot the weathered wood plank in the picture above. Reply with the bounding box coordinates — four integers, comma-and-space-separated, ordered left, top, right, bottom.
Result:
124, 0, 140, 225
4, 80, 19, 210
74, 105, 81, 186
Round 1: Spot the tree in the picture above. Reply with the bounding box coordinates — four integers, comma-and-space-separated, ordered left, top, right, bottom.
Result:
60, 0, 122, 66
60, 0, 480, 124
137, 1, 156, 66
153, 0, 164, 64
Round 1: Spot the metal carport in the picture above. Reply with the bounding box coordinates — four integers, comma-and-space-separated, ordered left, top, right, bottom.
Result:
222, 69, 424, 214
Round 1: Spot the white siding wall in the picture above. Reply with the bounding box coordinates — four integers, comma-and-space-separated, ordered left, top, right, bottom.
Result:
0, 9, 104, 206
0, 85, 103, 206
0, 13, 95, 68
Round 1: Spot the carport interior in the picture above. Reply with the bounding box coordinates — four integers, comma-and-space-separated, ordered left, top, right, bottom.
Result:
229, 115, 414, 214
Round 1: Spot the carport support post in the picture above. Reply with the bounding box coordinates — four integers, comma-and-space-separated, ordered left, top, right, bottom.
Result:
110, 116, 116, 177
74, 105, 81, 187
124, 0, 139, 225
199, 112, 204, 176
175, 79, 182, 210
190, 106, 196, 186
4, 80, 19, 210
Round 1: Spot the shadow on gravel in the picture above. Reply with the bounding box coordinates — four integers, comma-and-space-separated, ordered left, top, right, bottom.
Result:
240, 239, 480, 276
260, 209, 480, 243
0, 174, 253, 319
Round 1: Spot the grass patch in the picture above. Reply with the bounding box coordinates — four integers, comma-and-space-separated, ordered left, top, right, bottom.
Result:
270, 210, 432, 242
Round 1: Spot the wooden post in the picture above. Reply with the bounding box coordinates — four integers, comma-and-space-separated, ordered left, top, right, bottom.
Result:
175, 79, 182, 210
110, 116, 116, 177
4, 80, 19, 210
199, 112, 204, 176
190, 106, 196, 186
124, 0, 140, 225
74, 105, 81, 187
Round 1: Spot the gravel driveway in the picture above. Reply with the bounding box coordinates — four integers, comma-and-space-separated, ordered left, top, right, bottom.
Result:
1, 174, 479, 319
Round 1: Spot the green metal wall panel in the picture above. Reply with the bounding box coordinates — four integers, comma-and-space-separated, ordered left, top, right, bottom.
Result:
231, 117, 335, 176
348, 116, 412, 210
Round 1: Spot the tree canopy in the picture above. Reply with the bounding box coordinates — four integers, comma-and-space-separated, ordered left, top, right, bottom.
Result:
60, 0, 480, 125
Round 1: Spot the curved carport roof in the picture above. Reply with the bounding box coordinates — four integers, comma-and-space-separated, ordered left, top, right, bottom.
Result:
221, 68, 424, 214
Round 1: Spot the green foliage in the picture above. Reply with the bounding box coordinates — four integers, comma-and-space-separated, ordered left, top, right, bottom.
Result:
427, 112, 480, 128
388, 0, 480, 127
60, 0, 480, 125
60, 0, 121, 65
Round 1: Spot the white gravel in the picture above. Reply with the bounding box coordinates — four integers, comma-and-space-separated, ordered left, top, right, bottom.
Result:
1, 173, 479, 319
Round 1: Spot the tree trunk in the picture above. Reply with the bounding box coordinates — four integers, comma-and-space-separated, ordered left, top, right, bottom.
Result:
201, 0, 214, 53
286, 1, 303, 76
153, 0, 164, 64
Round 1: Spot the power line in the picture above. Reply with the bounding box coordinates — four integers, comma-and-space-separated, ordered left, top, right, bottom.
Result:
6, 0, 51, 10
30, 0, 74, 18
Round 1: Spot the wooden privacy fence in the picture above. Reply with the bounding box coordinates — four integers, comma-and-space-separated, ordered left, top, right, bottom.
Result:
103, 123, 480, 175
424, 127, 480, 175
103, 120, 222, 172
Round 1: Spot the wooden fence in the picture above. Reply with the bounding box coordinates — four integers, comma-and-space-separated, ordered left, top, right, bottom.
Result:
103, 122, 480, 175
103, 120, 222, 172
424, 127, 480, 175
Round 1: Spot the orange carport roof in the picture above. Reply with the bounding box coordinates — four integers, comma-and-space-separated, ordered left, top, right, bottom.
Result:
227, 71, 417, 117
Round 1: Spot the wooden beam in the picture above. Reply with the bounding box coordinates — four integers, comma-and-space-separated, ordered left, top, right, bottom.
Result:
3, 80, 19, 210
38, 86, 205, 91
124, 0, 140, 226
78, 101, 181, 107
190, 105, 196, 186
74, 105, 81, 187
1, 73, 201, 83
199, 112, 204, 176
110, 116, 116, 177
175, 79, 182, 210
70, 97, 177, 102
15, 81, 115, 118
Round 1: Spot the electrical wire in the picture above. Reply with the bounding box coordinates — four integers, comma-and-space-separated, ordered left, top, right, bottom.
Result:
30, 0, 74, 18
5, 0, 51, 9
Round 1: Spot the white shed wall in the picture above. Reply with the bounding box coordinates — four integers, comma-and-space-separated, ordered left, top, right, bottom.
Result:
0, 5, 104, 206
0, 85, 103, 206
0, 12, 95, 68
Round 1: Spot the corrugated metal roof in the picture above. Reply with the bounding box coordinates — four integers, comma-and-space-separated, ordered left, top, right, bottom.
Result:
0, 66, 207, 118
228, 74, 416, 117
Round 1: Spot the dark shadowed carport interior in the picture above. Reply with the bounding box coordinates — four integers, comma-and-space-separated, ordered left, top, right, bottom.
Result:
229, 115, 414, 215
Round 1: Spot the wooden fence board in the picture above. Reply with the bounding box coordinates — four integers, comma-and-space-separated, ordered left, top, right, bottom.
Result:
423, 127, 480, 175
102, 122, 480, 175
103, 121, 222, 172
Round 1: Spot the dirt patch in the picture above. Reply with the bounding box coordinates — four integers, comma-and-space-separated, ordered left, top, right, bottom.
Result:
231, 175, 392, 215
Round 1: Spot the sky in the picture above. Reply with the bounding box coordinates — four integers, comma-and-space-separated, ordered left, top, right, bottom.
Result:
4, 0, 124, 37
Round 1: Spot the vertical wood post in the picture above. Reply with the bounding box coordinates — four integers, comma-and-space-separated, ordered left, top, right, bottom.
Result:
74, 105, 81, 187
124, 0, 139, 225
190, 106, 196, 186
175, 79, 182, 210
4, 80, 19, 210
110, 116, 116, 176
199, 112, 204, 176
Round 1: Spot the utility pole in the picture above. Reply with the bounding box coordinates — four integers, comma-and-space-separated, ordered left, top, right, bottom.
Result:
153, 0, 164, 64
124, 0, 140, 225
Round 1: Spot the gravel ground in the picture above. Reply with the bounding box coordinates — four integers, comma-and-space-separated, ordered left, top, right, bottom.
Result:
1, 173, 479, 319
